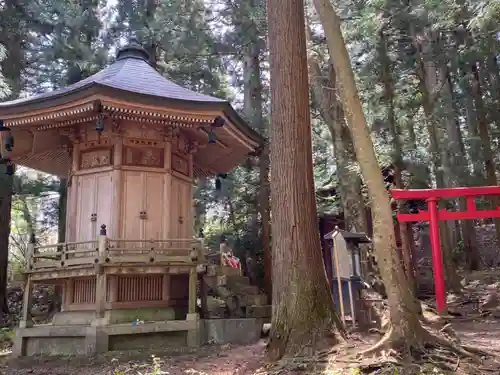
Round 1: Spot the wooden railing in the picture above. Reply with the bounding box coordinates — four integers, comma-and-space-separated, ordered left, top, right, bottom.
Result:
26, 226, 205, 271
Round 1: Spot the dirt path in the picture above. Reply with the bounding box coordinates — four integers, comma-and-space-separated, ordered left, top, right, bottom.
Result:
2, 341, 268, 375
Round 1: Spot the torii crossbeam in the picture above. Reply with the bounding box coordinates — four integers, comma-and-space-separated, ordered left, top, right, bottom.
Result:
390, 186, 500, 313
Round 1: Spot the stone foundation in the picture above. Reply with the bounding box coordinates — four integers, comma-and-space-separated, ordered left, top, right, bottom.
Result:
12, 315, 265, 357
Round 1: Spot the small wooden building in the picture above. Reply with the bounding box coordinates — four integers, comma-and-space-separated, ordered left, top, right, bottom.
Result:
0, 41, 263, 356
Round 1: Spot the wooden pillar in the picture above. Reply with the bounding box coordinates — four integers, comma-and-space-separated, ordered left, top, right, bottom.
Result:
108, 276, 118, 304
112, 137, 123, 237
68, 141, 80, 241
95, 224, 107, 319
188, 267, 197, 314
20, 237, 35, 328
162, 274, 171, 303
427, 197, 446, 313
20, 277, 33, 328
163, 139, 172, 238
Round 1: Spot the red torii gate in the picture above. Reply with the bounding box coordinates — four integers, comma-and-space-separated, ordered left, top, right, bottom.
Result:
390, 186, 500, 313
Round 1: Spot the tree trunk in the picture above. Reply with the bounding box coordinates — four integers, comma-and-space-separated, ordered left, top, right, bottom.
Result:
378, 28, 417, 295
309, 59, 366, 234
0, 172, 13, 313
413, 32, 462, 293
307, 51, 378, 290
242, 37, 272, 302
313, 0, 425, 347
258, 145, 272, 302
266, 0, 343, 360
471, 63, 500, 265
58, 179, 67, 243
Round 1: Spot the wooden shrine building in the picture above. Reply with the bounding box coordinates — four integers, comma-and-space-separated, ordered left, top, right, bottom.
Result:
0, 41, 263, 356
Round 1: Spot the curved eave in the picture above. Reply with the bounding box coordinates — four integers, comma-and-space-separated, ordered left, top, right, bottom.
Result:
0, 83, 265, 151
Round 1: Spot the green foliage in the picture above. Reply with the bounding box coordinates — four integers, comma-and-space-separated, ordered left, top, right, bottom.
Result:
0, 44, 11, 98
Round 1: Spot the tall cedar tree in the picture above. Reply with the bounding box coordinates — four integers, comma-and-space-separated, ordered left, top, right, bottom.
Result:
312, 0, 488, 361
266, 0, 343, 360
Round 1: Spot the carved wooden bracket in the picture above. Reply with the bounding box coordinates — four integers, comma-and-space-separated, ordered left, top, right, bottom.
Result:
163, 126, 180, 141
184, 140, 199, 155
60, 127, 81, 143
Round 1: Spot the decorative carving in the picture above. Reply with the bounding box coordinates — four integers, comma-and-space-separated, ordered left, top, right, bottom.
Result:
80, 148, 112, 169
81, 138, 111, 149
123, 146, 164, 167
172, 153, 190, 176
60, 127, 81, 143
176, 135, 188, 153
111, 119, 123, 135
163, 126, 180, 142
124, 138, 161, 147
184, 140, 199, 155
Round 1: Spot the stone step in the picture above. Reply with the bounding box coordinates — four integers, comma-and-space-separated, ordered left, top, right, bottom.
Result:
204, 276, 260, 296
243, 294, 268, 306
222, 275, 251, 286
218, 266, 242, 276
206, 265, 242, 277
246, 305, 272, 319
204, 274, 250, 288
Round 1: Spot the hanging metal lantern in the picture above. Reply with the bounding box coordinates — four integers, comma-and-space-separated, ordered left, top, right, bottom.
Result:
5, 159, 14, 176
208, 131, 216, 144
96, 114, 104, 133
4, 133, 13, 152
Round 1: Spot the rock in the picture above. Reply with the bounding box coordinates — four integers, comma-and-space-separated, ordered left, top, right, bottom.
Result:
490, 308, 500, 319
481, 291, 499, 311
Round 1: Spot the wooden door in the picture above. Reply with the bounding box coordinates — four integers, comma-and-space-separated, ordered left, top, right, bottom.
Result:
122, 171, 143, 240
75, 174, 96, 242
171, 177, 192, 238
95, 172, 113, 236
144, 173, 164, 241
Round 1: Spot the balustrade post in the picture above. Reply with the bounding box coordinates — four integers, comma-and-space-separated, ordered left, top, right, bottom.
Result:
20, 235, 36, 328
94, 225, 108, 323
26, 233, 35, 271
188, 267, 197, 315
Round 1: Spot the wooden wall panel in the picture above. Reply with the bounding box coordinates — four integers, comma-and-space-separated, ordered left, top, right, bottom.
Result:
72, 277, 96, 304
122, 171, 143, 240
117, 275, 163, 302
144, 173, 164, 240
95, 173, 113, 235
75, 175, 96, 241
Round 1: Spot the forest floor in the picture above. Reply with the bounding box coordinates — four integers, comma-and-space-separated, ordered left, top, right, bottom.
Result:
2, 321, 500, 375
3, 270, 500, 374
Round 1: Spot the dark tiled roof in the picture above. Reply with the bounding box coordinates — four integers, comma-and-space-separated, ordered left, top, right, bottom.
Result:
0, 43, 226, 107
323, 228, 371, 243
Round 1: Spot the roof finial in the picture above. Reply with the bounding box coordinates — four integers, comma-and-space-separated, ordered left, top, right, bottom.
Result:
116, 38, 150, 62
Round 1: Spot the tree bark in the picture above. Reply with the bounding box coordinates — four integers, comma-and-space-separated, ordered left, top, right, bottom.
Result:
266, 0, 343, 360
471, 63, 500, 265
413, 31, 462, 293
312, 0, 425, 347
378, 28, 417, 294
0, 172, 13, 313
308, 59, 366, 234
58, 179, 67, 243
242, 35, 272, 302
